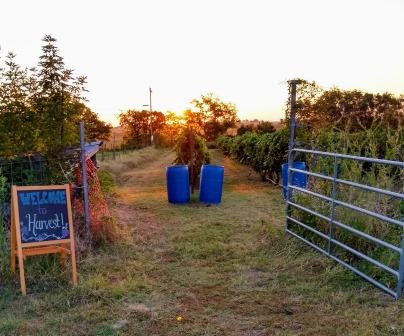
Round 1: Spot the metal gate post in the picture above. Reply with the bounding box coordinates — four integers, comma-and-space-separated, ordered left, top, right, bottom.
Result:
395, 235, 404, 298
285, 80, 298, 230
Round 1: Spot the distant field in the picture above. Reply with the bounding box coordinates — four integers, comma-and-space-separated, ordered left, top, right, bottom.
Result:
102, 126, 126, 149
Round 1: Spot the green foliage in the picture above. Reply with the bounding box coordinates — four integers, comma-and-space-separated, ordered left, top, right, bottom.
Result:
81, 106, 112, 141
97, 169, 115, 194
236, 124, 254, 136
236, 121, 276, 137
0, 52, 37, 155
285, 79, 403, 135
256, 121, 276, 134
217, 128, 289, 183
0, 35, 111, 157
191, 93, 238, 140
307, 122, 404, 162
1, 147, 403, 335
290, 151, 403, 288
282, 79, 404, 289
119, 109, 165, 148
173, 128, 211, 189
33, 35, 86, 148
119, 96, 239, 148
219, 79, 404, 291
154, 111, 183, 148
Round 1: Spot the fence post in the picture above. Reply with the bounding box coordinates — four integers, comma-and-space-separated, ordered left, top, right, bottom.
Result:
80, 122, 91, 243
327, 155, 339, 255
285, 80, 298, 229
396, 236, 404, 298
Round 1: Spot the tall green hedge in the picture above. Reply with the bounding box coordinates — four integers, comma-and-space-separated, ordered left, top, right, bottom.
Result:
217, 128, 289, 184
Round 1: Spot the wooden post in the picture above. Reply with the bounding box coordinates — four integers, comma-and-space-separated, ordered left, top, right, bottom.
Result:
65, 185, 78, 285
12, 186, 26, 295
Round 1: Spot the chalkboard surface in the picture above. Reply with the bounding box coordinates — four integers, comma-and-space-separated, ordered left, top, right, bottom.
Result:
17, 189, 70, 243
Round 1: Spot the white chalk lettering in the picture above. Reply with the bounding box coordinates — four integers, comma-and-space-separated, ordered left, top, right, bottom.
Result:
24, 212, 64, 238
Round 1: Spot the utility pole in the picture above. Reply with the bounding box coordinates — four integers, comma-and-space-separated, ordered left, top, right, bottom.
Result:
149, 87, 153, 145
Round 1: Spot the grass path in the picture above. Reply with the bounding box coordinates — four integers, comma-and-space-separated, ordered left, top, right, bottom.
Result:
1, 147, 404, 335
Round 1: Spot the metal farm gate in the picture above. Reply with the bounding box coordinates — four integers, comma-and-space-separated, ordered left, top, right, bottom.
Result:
285, 149, 404, 298
285, 80, 404, 299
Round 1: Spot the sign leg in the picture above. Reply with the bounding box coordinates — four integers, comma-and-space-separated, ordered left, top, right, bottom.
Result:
60, 244, 67, 268
10, 219, 16, 274
70, 241, 78, 285
17, 248, 26, 295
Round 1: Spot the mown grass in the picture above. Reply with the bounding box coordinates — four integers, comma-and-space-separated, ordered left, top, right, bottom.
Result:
1, 147, 404, 335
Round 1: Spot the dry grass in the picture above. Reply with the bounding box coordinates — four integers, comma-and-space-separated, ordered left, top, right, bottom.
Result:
1, 147, 404, 335
102, 126, 126, 148
99, 146, 172, 185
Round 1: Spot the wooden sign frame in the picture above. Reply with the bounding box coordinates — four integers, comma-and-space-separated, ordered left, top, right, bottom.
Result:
10, 184, 77, 295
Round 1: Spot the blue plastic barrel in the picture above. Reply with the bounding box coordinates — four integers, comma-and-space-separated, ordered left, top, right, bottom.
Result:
166, 165, 190, 204
281, 161, 307, 199
199, 164, 225, 204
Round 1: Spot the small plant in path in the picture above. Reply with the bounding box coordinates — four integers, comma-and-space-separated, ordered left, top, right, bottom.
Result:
173, 128, 210, 192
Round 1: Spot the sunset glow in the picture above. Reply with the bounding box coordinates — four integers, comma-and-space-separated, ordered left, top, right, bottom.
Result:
1, 0, 403, 125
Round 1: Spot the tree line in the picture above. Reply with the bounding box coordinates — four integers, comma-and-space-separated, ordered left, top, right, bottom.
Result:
288, 79, 403, 160
0, 35, 112, 158
118, 92, 239, 148
218, 79, 404, 184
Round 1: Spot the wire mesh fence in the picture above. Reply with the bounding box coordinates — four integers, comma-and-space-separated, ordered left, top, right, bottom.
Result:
99, 145, 140, 162
0, 149, 89, 281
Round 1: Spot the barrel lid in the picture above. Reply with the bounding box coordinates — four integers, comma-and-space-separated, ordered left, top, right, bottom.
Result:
202, 164, 224, 169
167, 164, 188, 168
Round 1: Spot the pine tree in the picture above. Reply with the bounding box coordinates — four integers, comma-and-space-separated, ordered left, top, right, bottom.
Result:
34, 35, 87, 149
0, 35, 111, 157
0, 53, 36, 156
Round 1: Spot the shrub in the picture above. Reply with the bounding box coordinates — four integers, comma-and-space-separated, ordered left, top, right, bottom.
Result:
174, 128, 211, 190
97, 169, 115, 194
217, 128, 289, 183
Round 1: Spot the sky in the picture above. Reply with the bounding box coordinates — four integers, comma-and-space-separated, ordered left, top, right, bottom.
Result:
1, 0, 404, 126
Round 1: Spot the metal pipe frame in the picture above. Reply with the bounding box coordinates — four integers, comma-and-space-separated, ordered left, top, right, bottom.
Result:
289, 184, 403, 227
290, 168, 404, 200
287, 207, 399, 276
287, 200, 401, 254
285, 147, 404, 298
286, 227, 397, 298
292, 148, 404, 168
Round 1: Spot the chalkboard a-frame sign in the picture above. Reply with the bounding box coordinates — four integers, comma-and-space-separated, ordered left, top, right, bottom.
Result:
11, 185, 78, 295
